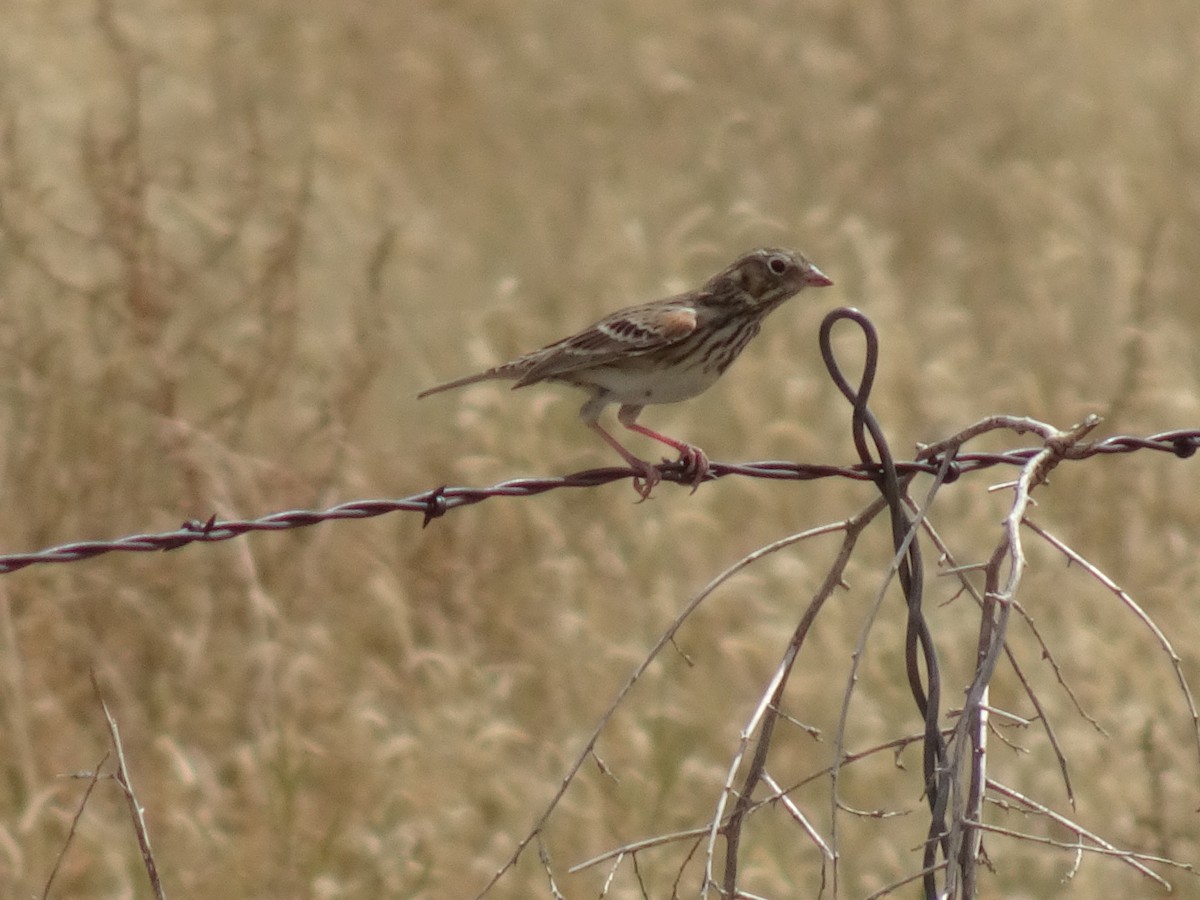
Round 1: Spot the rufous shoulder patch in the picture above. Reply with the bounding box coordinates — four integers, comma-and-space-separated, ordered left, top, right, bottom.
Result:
657, 307, 697, 340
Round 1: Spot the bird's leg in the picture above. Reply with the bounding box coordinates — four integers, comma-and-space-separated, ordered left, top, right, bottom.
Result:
587, 421, 661, 499
581, 397, 664, 499
617, 404, 709, 493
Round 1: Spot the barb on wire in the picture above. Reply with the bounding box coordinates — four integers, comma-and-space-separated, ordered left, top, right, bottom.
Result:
1, 431, 1199, 577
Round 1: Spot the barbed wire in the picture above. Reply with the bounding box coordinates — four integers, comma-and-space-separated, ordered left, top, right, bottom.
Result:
0, 429, 1196, 577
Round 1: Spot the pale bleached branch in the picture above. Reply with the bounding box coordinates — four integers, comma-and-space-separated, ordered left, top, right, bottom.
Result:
1024, 518, 1200, 771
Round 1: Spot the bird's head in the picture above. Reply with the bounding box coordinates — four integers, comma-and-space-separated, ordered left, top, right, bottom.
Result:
706, 247, 833, 310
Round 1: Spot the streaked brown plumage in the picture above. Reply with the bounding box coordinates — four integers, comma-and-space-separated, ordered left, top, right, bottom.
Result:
419, 247, 832, 497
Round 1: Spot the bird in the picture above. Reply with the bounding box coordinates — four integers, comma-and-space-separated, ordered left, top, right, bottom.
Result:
418, 247, 833, 498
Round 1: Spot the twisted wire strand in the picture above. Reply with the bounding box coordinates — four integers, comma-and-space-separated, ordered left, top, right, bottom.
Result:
0, 431, 1195, 576
819, 308, 947, 895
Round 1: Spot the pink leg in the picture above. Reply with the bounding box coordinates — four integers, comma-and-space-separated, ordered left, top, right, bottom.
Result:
588, 421, 662, 500
617, 406, 709, 493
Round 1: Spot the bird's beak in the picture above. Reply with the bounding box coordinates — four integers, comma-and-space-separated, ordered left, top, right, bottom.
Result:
805, 265, 833, 287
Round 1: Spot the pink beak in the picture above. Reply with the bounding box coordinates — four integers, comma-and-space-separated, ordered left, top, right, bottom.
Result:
805, 265, 833, 287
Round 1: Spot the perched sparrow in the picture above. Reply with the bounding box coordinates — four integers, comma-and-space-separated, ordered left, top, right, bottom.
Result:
419, 247, 832, 497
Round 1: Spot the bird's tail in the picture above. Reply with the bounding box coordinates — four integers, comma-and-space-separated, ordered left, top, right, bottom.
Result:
417, 369, 503, 399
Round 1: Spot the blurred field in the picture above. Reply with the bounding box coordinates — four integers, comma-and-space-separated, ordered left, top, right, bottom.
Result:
2, 0, 1199, 897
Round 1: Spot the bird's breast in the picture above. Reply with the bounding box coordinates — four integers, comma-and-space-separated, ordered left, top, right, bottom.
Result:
557, 357, 723, 406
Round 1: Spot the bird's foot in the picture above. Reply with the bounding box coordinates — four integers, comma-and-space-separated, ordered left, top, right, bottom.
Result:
629, 459, 663, 501
674, 444, 710, 494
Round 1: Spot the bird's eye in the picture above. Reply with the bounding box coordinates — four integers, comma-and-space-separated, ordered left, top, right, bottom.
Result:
768, 255, 789, 275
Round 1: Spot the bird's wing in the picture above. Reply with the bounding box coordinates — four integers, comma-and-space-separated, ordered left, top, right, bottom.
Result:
513, 296, 700, 387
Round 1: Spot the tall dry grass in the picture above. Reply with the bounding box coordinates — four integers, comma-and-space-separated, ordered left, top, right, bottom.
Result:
1, 0, 1199, 896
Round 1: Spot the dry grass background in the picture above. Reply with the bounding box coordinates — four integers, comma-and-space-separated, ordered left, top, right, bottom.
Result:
1, 0, 1199, 897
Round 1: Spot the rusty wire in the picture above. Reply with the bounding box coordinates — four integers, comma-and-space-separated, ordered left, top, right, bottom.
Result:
0, 430, 1195, 577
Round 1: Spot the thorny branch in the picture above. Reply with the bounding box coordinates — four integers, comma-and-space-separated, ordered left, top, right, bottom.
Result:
706, 496, 887, 898
489, 312, 1198, 899
944, 415, 1101, 900
90, 670, 166, 900
549, 413, 1200, 900
473, 518, 852, 900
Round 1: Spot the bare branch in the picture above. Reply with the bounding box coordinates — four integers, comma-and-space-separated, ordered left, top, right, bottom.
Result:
477, 519, 850, 898
41, 753, 110, 900
985, 780, 1191, 887
90, 671, 166, 900
1024, 518, 1200, 771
